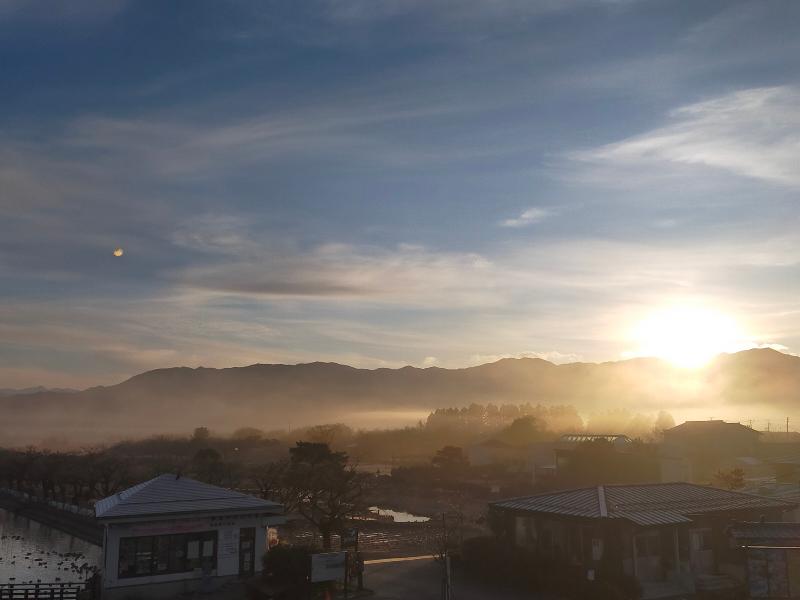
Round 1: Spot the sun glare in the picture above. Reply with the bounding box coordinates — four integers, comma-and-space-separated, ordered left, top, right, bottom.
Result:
630, 306, 744, 368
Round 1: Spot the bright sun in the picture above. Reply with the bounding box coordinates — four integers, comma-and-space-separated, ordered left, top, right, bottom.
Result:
630, 306, 744, 368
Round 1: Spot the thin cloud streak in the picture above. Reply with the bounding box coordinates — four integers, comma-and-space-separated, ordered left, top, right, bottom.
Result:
572, 86, 800, 187
501, 207, 552, 228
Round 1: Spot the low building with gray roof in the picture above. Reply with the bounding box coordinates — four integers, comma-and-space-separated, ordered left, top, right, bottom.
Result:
95, 474, 284, 599
490, 482, 796, 599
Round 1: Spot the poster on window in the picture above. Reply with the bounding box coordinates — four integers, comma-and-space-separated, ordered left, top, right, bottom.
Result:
221, 529, 238, 557
187, 540, 200, 560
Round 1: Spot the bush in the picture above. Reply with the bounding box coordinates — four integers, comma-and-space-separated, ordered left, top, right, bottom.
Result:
262, 544, 312, 586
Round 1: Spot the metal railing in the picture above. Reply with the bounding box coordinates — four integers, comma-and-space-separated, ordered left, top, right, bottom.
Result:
0, 488, 94, 518
0, 583, 84, 600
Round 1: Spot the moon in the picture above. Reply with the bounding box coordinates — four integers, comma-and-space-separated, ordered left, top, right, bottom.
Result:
113, 248, 124, 257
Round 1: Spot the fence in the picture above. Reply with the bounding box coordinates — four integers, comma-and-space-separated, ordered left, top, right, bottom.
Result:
0, 489, 94, 518
0, 583, 85, 600
0, 488, 102, 546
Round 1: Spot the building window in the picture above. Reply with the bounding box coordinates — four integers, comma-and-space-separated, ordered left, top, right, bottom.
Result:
118, 531, 218, 579
169, 534, 187, 572
635, 532, 660, 558
118, 537, 137, 578
155, 536, 170, 573
691, 529, 712, 552
135, 537, 154, 575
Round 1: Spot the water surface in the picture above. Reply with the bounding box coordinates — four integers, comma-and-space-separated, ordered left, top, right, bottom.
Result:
0, 508, 100, 584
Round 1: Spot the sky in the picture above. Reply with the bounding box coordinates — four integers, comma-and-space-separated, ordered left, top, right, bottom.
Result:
1, 0, 799, 389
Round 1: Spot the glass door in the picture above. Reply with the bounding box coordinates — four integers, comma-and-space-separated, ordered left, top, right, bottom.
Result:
239, 527, 256, 578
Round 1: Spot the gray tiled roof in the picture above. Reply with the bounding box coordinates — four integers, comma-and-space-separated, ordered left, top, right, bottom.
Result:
95, 474, 282, 521
491, 483, 795, 526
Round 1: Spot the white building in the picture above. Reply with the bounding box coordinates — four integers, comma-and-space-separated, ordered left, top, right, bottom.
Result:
95, 474, 284, 599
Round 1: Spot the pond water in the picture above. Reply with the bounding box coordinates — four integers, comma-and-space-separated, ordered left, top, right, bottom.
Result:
368, 506, 431, 523
0, 508, 100, 584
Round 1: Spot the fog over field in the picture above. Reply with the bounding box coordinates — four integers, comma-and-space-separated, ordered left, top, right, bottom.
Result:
1, 348, 797, 447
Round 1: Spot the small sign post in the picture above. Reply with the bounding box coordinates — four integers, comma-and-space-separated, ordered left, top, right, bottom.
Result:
341, 528, 361, 591
311, 551, 347, 583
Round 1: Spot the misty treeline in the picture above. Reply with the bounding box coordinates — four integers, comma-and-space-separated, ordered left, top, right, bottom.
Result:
0, 406, 683, 537
292, 404, 675, 463
0, 404, 678, 475
0, 446, 133, 505
0, 434, 370, 550
0, 427, 285, 505
407, 404, 676, 454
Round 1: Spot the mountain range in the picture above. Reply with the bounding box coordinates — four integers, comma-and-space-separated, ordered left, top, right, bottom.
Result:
1, 348, 799, 446
0, 386, 77, 397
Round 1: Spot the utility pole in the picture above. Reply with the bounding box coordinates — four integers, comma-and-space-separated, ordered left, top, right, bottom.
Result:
787, 417, 790, 434
441, 513, 452, 600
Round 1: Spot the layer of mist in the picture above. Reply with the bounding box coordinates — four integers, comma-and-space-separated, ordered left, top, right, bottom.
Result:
0, 348, 798, 447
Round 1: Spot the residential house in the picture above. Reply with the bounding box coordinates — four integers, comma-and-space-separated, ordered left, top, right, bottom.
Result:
661, 420, 761, 484
490, 482, 796, 599
730, 521, 800, 599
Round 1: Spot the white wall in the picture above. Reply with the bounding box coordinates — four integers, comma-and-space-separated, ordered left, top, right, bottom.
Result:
102, 514, 268, 590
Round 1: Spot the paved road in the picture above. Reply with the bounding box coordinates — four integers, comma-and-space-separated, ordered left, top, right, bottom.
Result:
364, 556, 541, 600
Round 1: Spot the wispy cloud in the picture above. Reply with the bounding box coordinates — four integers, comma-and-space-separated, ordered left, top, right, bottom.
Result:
572, 86, 800, 187
174, 242, 498, 305
171, 214, 259, 257
501, 207, 552, 228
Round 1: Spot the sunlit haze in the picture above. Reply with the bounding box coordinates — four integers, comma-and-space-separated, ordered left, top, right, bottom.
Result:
2, 8, 800, 598
0, 1, 798, 394
628, 306, 746, 368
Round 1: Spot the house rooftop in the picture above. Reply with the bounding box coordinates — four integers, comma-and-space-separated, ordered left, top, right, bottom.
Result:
491, 482, 795, 527
665, 420, 759, 437
95, 474, 282, 521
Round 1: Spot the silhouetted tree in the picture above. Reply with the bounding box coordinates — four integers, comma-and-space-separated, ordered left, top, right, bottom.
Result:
432, 446, 468, 473
231, 427, 265, 442
192, 427, 211, 443
499, 416, 547, 446
284, 442, 369, 549
653, 411, 676, 439
714, 468, 745, 490
248, 460, 292, 505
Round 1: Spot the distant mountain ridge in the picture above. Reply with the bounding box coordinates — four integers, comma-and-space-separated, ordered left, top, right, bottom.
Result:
1, 348, 799, 446
0, 386, 77, 397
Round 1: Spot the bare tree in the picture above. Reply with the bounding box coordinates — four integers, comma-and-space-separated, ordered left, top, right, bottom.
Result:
284, 442, 370, 549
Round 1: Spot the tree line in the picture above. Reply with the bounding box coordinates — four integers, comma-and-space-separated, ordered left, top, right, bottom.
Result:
0, 434, 370, 551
